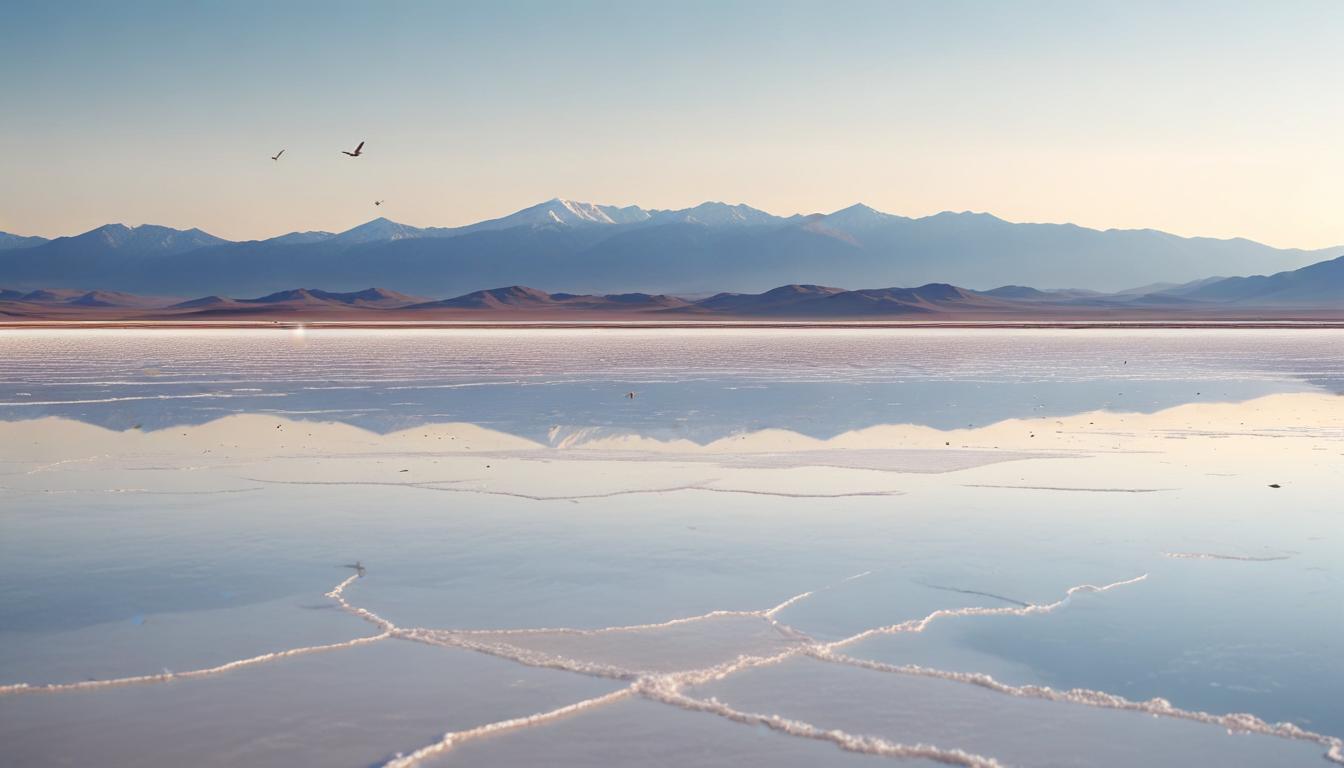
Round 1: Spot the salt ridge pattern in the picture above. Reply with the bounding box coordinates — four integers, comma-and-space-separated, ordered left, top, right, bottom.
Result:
3, 567, 1340, 766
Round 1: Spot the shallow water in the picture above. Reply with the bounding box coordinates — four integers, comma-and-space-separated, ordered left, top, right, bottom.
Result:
3, 328, 1342, 439
1, 329, 1341, 766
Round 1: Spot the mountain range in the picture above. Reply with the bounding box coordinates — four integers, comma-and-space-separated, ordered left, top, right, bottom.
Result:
4, 254, 1342, 321
3, 199, 1341, 298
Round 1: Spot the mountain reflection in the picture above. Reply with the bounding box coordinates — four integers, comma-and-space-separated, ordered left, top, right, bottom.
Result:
1, 329, 1340, 442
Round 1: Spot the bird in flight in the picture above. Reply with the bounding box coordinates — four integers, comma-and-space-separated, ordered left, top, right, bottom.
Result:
342, 141, 365, 157
271, 149, 285, 161
374, 200, 384, 206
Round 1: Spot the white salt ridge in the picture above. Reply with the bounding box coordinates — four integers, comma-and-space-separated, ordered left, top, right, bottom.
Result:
0, 572, 393, 697
324, 572, 398, 632
0, 632, 391, 696
378, 661, 1005, 768
4, 568, 1338, 766
825, 574, 1150, 651
391, 575, 854, 679
397, 630, 642, 681
808, 651, 1344, 765
431, 607, 766, 637
639, 686, 1005, 768
380, 687, 639, 768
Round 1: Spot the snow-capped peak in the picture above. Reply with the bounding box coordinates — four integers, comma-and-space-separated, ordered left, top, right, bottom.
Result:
332, 217, 425, 244
649, 202, 780, 227
457, 199, 651, 234
553, 199, 616, 224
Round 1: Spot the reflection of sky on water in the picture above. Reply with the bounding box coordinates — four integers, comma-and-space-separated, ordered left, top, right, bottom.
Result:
1, 330, 1341, 766
1, 329, 1341, 440
9, 472, 1338, 764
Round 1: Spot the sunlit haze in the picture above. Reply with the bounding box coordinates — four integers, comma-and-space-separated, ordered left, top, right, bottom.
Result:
2, 0, 1341, 247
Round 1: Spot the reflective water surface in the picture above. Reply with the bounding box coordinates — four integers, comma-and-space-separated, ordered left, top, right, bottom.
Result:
0, 329, 1341, 767
3, 328, 1343, 439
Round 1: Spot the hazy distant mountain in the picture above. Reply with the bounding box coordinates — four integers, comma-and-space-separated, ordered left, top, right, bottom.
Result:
783, 284, 1012, 317
170, 295, 241, 310
7, 263, 1344, 320
695, 284, 846, 313
0, 232, 49, 251
5, 288, 168, 308
261, 231, 336, 246
309, 287, 427, 307
412, 285, 557, 309
559, 292, 691, 309
173, 287, 427, 310
647, 202, 777, 227
1114, 276, 1225, 298
0, 224, 227, 288
408, 285, 689, 312
14, 289, 87, 303
327, 217, 456, 245
2, 200, 1340, 295
54, 223, 225, 255
809, 203, 907, 234
1173, 255, 1344, 306
64, 290, 157, 307
982, 285, 1057, 301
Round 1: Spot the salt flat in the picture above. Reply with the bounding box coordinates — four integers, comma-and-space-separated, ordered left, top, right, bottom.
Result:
1, 329, 1340, 766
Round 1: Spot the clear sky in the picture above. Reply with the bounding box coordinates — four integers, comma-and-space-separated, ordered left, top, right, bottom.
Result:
2, 0, 1340, 248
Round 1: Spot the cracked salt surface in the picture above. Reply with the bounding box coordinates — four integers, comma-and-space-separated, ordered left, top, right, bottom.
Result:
3, 568, 1338, 767
2, 330, 1342, 766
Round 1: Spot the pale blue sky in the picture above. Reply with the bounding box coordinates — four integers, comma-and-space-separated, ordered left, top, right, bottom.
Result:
2, 0, 1340, 246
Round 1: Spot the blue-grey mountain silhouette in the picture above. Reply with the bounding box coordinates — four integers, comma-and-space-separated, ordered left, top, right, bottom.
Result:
0, 231, 49, 251
1162, 254, 1344, 305
2, 200, 1340, 296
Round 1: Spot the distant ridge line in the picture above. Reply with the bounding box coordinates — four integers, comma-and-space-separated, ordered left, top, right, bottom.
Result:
3, 199, 1343, 296
4, 259, 1344, 320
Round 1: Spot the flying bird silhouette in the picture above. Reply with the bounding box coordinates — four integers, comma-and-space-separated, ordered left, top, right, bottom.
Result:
271, 149, 284, 161
342, 141, 365, 157
374, 200, 384, 206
